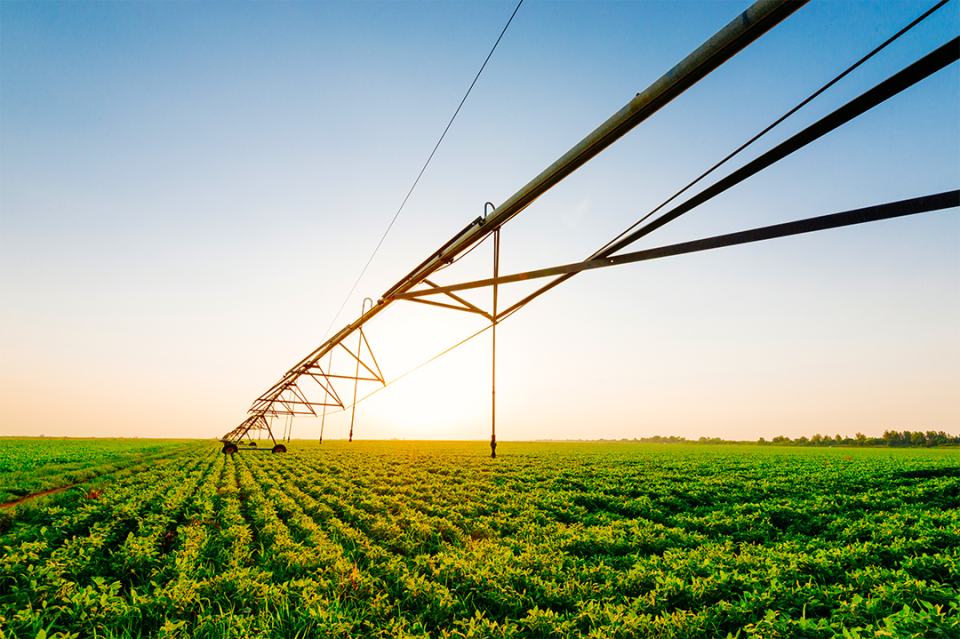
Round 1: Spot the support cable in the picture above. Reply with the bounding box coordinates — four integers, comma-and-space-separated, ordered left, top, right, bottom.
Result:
320, 0, 524, 342
435, 231, 492, 272
329, 323, 495, 411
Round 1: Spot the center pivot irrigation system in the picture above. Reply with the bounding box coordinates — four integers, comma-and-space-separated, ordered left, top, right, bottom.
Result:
220, 0, 959, 457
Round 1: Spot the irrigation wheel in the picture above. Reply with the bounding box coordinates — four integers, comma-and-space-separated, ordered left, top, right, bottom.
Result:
222, 443, 238, 455
272, 444, 287, 454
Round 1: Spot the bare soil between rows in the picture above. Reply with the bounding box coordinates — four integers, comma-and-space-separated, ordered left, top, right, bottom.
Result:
1, 485, 75, 509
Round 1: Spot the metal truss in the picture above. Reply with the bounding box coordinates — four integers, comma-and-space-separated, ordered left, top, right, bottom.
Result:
222, 0, 959, 456
219, 300, 385, 454
219, 414, 286, 454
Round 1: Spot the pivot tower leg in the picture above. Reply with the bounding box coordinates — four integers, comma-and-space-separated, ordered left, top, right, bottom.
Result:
349, 298, 375, 442
491, 228, 500, 459
320, 350, 332, 444
349, 331, 360, 443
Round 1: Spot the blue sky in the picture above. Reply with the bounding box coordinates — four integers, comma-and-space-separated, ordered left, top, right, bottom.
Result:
1, 1, 957, 441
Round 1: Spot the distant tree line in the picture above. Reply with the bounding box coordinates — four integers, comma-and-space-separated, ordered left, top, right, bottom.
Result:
562, 430, 960, 447
537, 430, 960, 448
759, 430, 959, 448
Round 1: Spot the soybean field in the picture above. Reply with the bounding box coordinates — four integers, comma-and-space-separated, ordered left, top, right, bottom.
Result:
0, 439, 197, 506
0, 439, 957, 638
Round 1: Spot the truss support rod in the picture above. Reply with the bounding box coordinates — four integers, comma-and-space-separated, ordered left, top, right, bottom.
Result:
320, 350, 332, 444
404, 296, 494, 319
319, 398, 326, 444
267, 416, 277, 446
491, 228, 500, 459
394, 191, 960, 299
349, 332, 360, 442
424, 278, 493, 319
350, 298, 374, 442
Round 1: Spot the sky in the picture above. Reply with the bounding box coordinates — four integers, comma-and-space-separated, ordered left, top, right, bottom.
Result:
1, 0, 958, 443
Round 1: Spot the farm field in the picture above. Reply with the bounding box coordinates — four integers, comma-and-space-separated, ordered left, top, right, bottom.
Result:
0, 438, 197, 506
0, 439, 957, 639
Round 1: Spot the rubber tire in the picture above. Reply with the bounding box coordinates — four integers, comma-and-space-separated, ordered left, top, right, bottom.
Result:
272, 444, 287, 454
249, 442, 257, 448
222, 444, 238, 455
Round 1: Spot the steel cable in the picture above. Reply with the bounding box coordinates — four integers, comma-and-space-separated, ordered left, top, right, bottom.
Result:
321, 0, 524, 342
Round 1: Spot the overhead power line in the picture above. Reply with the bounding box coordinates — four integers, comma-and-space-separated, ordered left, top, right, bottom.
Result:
321, 0, 525, 342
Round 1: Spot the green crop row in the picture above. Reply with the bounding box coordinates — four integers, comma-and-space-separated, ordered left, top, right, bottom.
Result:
0, 440, 956, 638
